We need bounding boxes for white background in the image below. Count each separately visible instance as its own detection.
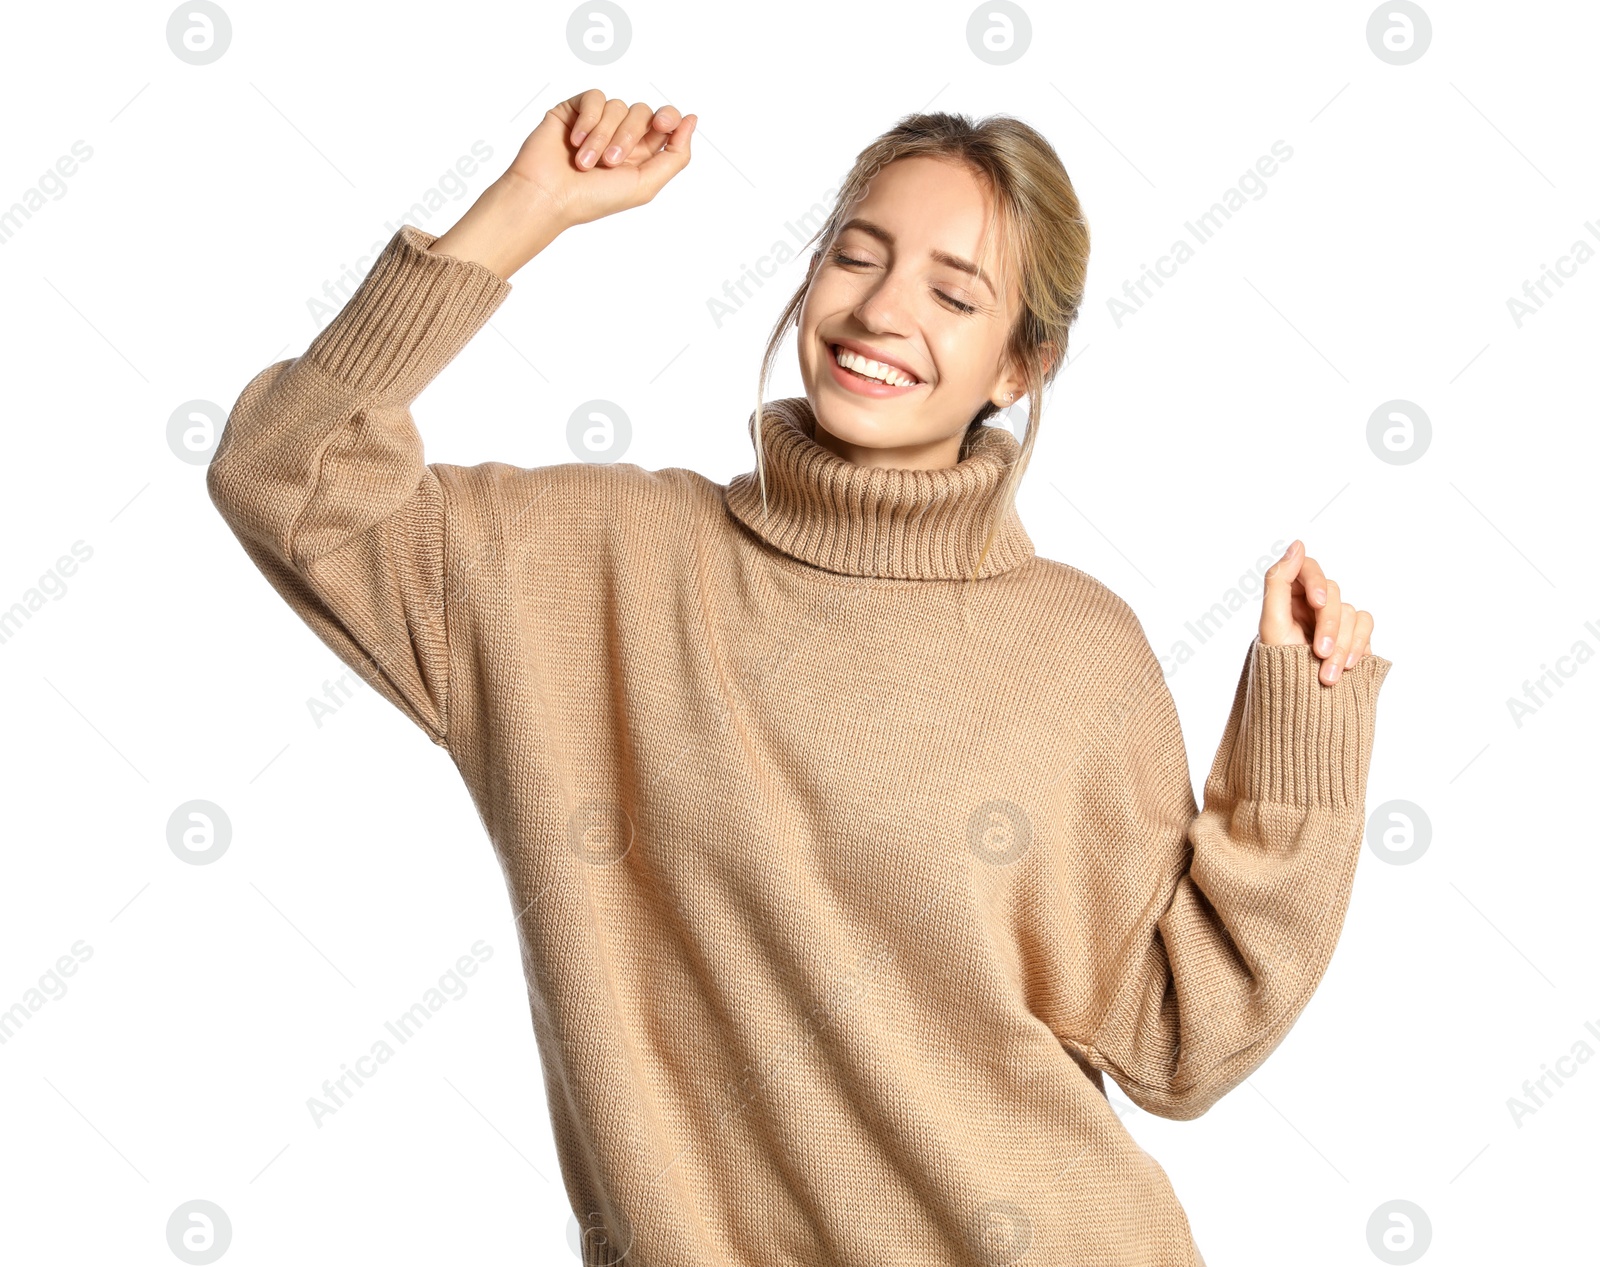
[1,0,1595,1262]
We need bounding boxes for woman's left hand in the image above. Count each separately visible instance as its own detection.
[1259,539,1377,685]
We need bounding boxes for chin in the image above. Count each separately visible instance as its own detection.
[801,358,956,459]
[810,397,906,450]
[815,406,878,444]
[816,403,969,465]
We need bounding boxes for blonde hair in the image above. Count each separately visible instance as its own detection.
[750,110,1091,582]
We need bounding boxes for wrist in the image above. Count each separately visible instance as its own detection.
[428,175,570,281]
[1231,638,1393,811]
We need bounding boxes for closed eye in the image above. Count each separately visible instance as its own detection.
[829,249,977,315]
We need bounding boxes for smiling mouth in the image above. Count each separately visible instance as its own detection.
[827,342,923,387]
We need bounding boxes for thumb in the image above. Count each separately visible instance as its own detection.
[633,113,695,203]
[1259,538,1305,644]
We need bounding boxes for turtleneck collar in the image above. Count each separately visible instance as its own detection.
[724,396,1035,581]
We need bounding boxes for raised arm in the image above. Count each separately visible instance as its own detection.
[205,226,515,745]
[1065,632,1393,1120]
[205,90,695,747]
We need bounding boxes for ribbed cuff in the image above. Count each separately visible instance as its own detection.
[1229,636,1393,811]
[303,223,511,402]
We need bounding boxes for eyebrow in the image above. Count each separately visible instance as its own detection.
[836,217,996,298]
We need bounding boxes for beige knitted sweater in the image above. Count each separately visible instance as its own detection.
[208,224,1393,1266]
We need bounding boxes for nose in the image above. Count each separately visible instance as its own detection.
[851,266,915,334]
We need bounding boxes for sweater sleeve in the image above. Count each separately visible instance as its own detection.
[205,224,511,748]
[1069,633,1393,1120]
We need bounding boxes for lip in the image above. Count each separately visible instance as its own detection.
[824,343,923,397]
[827,337,924,385]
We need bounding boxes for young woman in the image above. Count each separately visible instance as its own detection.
[209,89,1391,1266]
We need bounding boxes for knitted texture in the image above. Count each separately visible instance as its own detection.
[208,224,1394,1267]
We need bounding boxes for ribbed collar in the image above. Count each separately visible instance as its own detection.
[724,396,1035,581]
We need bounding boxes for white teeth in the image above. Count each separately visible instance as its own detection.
[833,345,918,387]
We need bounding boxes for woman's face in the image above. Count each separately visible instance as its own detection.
[797,155,1028,469]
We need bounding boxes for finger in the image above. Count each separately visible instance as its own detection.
[625,104,681,159]
[1344,609,1374,668]
[1260,539,1305,641]
[565,88,607,148]
[1297,552,1329,610]
[576,97,631,169]
[632,113,696,202]
[623,118,674,164]
[1312,575,1342,660]
[1323,602,1356,683]
[598,101,664,166]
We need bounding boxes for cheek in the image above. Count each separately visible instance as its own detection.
[797,302,818,361]
[933,332,997,386]
[797,285,829,341]
[797,285,841,355]
[925,337,966,385]
[805,271,865,317]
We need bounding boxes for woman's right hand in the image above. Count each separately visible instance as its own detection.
[506,88,697,229]
[427,88,695,279]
